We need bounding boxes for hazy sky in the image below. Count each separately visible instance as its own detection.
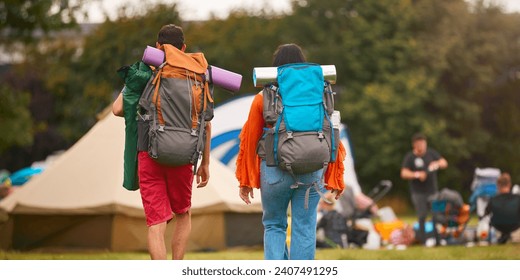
[82,0,291,22]
[83,0,520,23]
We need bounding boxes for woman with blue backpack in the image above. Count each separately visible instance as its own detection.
[236,43,346,260]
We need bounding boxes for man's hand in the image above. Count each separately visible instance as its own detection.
[196,164,209,188]
[415,171,427,182]
[239,186,254,204]
[428,161,440,172]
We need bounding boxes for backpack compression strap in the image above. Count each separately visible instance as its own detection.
[203,80,214,108]
[192,80,213,174]
[151,67,165,126]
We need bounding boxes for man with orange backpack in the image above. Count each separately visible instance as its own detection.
[113,24,212,260]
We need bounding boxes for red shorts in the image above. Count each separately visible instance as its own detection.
[138,151,193,226]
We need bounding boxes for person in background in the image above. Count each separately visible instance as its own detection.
[400,133,447,245]
[336,133,379,218]
[485,172,520,244]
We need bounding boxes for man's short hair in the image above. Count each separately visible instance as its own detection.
[412,133,427,143]
[497,172,511,188]
[157,24,184,49]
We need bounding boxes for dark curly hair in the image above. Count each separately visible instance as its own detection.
[157,24,184,50]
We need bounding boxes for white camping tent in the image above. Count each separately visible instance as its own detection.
[0,112,263,252]
[210,95,257,170]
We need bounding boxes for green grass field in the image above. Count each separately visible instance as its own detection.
[1,243,519,260]
[2,214,518,260]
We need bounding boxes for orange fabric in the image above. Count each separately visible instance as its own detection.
[455,204,471,236]
[374,220,406,241]
[235,93,265,189]
[235,92,345,191]
[161,44,208,74]
[190,84,203,128]
[457,204,470,225]
[325,141,346,190]
[151,69,164,125]
[154,44,210,128]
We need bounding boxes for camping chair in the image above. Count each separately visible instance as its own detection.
[429,188,470,245]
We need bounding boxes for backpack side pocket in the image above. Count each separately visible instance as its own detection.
[262,86,280,125]
[323,83,335,116]
[264,128,277,166]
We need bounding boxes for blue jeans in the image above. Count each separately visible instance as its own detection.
[260,161,325,260]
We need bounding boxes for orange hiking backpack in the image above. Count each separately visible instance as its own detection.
[138,44,214,171]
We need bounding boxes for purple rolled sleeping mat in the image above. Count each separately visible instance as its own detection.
[142,46,165,68]
[142,46,242,92]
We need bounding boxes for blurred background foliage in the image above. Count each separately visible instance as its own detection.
[0,0,519,203]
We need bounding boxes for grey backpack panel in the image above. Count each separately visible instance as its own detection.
[137,117,150,151]
[137,75,155,152]
[139,73,208,167]
[267,120,333,174]
[277,130,331,174]
[159,78,194,128]
[149,125,204,166]
[138,75,156,113]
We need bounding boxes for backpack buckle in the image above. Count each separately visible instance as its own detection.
[318,131,324,139]
[158,125,165,132]
[138,112,151,121]
[287,131,293,139]
[191,129,197,136]
[195,79,201,89]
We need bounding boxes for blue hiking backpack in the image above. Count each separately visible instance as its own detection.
[259,63,339,181]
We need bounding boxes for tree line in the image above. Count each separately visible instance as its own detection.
[1,0,519,200]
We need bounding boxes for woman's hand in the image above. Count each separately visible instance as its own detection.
[239,186,254,204]
[330,188,344,200]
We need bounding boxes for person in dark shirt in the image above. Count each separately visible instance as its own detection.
[485,172,520,244]
[401,133,448,245]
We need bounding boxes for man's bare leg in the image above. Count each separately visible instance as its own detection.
[171,211,191,260]
[148,222,167,260]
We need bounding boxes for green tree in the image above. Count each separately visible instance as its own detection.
[0,84,33,153]
[284,0,520,197]
[0,0,85,44]
[43,3,183,142]
[413,0,520,189]
[3,0,519,197]
[0,0,86,169]
[186,11,288,100]
[284,0,437,194]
